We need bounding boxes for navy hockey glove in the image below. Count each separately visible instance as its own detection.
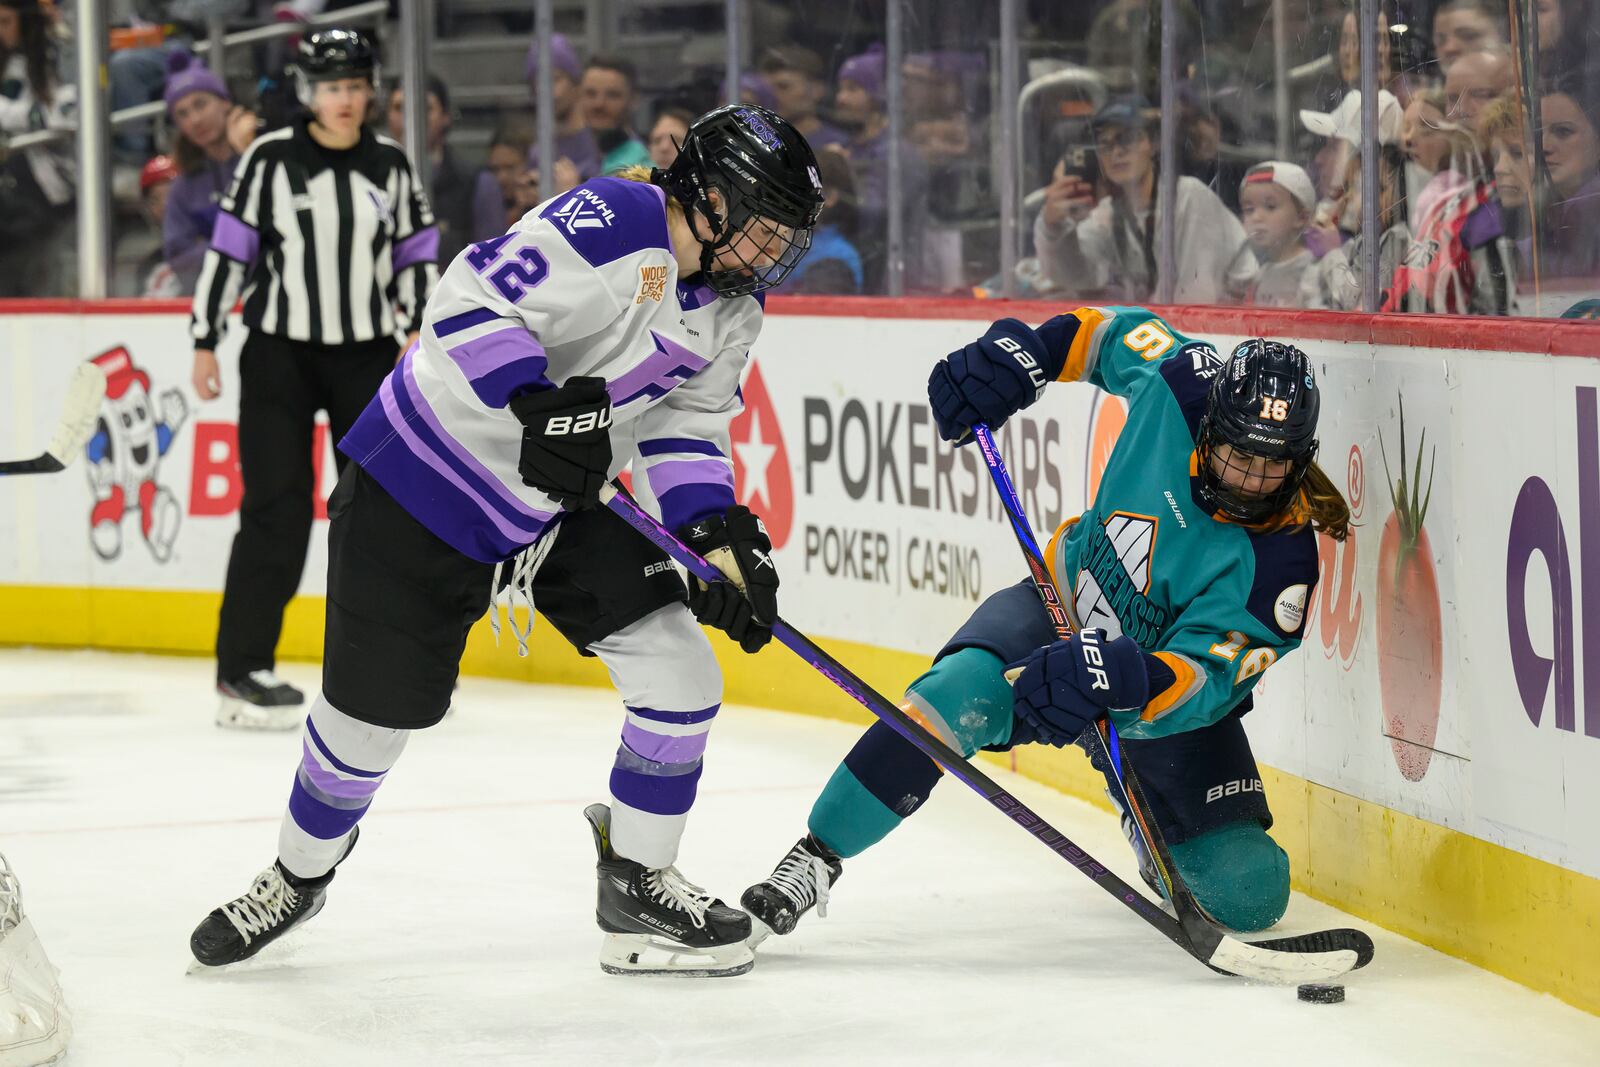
[508,376,612,509]
[1008,630,1173,746]
[681,505,779,653]
[928,318,1064,442]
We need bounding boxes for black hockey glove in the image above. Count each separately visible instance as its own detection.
[681,505,779,653]
[508,377,613,509]
[926,315,1078,443]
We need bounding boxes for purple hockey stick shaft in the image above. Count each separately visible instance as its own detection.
[597,484,1182,936]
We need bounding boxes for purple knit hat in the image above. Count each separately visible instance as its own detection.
[838,43,886,104]
[524,32,582,84]
[722,71,779,111]
[164,50,230,114]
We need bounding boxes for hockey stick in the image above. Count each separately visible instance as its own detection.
[601,483,1370,982]
[0,362,106,476]
[969,423,1374,981]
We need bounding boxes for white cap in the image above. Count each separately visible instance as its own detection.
[1241,161,1316,214]
[1300,90,1402,146]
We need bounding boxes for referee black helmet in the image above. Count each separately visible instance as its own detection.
[292,28,380,106]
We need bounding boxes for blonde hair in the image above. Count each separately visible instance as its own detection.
[616,165,687,222]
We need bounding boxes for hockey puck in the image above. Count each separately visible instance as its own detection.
[1297,983,1345,1004]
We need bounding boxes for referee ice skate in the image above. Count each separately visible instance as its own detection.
[188,105,824,977]
[189,29,439,729]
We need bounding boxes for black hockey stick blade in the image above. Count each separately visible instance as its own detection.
[970,424,1375,982]
[601,485,1371,983]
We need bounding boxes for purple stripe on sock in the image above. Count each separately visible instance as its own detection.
[621,721,710,763]
[625,704,720,725]
[289,777,369,840]
[645,457,734,498]
[393,226,440,272]
[211,212,259,264]
[301,741,386,800]
[609,762,703,817]
[638,438,724,458]
[305,716,385,778]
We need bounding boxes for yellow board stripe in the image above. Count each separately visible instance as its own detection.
[2,582,1596,1016]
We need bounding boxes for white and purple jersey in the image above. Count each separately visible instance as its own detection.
[340,176,762,563]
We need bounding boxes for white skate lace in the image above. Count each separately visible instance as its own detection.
[246,669,288,690]
[221,868,300,945]
[767,846,831,919]
[489,527,558,657]
[643,866,716,929]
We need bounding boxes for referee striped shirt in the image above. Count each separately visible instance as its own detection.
[191,118,439,349]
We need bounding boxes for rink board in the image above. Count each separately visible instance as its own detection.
[1,297,1598,1015]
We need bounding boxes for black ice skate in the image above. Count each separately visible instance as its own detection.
[740,834,842,947]
[189,829,358,967]
[216,669,305,732]
[583,803,754,977]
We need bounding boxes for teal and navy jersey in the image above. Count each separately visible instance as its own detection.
[1040,306,1320,740]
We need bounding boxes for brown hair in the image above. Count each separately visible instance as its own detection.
[1241,460,1351,541]
[1479,90,1525,146]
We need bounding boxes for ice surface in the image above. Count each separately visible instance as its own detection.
[0,648,1592,1066]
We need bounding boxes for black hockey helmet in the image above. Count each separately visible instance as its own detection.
[652,104,824,298]
[292,28,379,106]
[1195,339,1321,523]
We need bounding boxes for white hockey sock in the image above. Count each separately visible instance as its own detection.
[278,693,410,880]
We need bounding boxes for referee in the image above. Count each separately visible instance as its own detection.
[190,28,439,730]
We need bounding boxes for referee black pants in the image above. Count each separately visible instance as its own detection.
[215,331,398,683]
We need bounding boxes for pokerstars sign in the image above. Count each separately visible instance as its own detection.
[729,361,794,549]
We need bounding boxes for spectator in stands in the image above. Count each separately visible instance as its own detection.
[0,0,75,297]
[725,71,778,112]
[162,50,251,295]
[1300,89,1403,204]
[833,42,931,290]
[1237,162,1316,307]
[135,155,181,297]
[1431,0,1507,74]
[778,146,863,295]
[1301,144,1411,310]
[472,121,534,240]
[1386,86,1515,314]
[524,33,599,184]
[904,49,986,291]
[386,76,472,267]
[1033,97,1255,305]
[1336,3,1394,96]
[758,45,846,150]
[1481,92,1534,279]
[579,55,651,175]
[1177,83,1249,214]
[1537,0,1597,82]
[647,105,694,169]
[1086,0,1201,98]
[1534,77,1600,279]
[1444,49,1514,139]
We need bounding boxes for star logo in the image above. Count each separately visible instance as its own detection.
[729,360,793,550]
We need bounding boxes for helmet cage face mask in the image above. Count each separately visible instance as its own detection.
[1194,338,1320,523]
[655,104,823,298]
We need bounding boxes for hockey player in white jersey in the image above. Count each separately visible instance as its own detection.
[188,104,824,978]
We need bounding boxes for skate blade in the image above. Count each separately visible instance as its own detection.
[745,917,776,951]
[598,932,754,978]
[215,698,304,732]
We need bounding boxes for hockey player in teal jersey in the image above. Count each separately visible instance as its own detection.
[742,306,1351,941]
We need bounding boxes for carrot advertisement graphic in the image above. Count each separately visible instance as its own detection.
[1376,397,1443,781]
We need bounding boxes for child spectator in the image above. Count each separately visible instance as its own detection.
[1033,97,1255,304]
[136,155,181,297]
[1302,145,1412,311]
[1238,162,1315,306]
[778,146,863,294]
